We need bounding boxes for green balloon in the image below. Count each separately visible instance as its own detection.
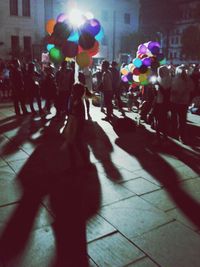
[49,47,64,63]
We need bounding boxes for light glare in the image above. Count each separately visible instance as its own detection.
[68,9,85,27]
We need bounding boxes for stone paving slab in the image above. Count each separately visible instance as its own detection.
[133,221,200,267]
[0,204,53,231]
[1,150,29,163]
[166,208,199,232]
[3,226,55,267]
[122,177,160,195]
[175,165,199,181]
[99,196,172,239]
[0,158,7,167]
[181,177,200,203]
[141,189,176,211]
[132,169,162,187]
[7,159,28,173]
[88,232,144,267]
[0,173,22,206]
[87,214,117,242]
[99,174,135,206]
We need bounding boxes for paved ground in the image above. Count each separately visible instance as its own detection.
[0,100,200,267]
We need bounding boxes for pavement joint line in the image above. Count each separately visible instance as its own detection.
[87,229,118,244]
[100,194,138,208]
[0,201,21,208]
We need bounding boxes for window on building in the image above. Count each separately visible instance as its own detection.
[11,35,20,56]
[10,0,18,16]
[24,36,32,55]
[22,0,30,17]
[124,13,130,24]
[101,10,108,21]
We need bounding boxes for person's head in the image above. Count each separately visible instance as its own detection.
[11,58,20,69]
[61,61,67,70]
[111,61,118,68]
[71,83,85,100]
[176,65,187,80]
[101,60,109,71]
[157,65,170,79]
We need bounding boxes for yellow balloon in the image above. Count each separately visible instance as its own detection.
[139,74,147,82]
[121,68,128,75]
[76,52,91,68]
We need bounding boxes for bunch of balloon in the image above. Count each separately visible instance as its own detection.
[45,12,104,67]
[120,41,166,88]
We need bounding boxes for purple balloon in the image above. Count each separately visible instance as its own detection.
[121,74,128,83]
[56,13,67,23]
[148,41,160,50]
[142,57,152,67]
[138,44,147,54]
[81,19,101,36]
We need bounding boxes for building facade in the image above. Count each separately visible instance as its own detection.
[0,0,140,62]
[139,0,200,64]
[0,0,46,60]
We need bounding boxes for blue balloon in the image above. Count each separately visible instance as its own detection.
[95,27,104,42]
[47,44,55,51]
[133,58,142,68]
[68,30,80,43]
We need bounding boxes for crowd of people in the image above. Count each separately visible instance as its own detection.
[0,57,200,145]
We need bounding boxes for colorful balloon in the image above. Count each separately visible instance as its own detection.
[142,57,151,67]
[49,47,64,63]
[56,13,68,23]
[76,51,91,68]
[79,32,96,50]
[133,58,142,68]
[86,41,99,56]
[46,19,56,35]
[81,19,101,36]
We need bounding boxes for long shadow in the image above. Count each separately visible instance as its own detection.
[0,114,56,156]
[185,122,200,151]
[84,120,122,181]
[114,120,200,229]
[0,127,101,267]
[0,115,18,125]
[0,115,24,136]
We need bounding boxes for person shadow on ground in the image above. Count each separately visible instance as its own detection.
[84,119,122,181]
[0,128,101,267]
[113,118,200,229]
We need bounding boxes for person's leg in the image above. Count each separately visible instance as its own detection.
[13,95,21,115]
[178,104,188,141]
[170,103,178,138]
[100,92,105,112]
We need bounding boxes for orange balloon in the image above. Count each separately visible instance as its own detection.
[46,19,56,35]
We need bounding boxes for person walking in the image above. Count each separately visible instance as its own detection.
[9,59,28,116]
[170,66,194,143]
[101,60,113,121]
